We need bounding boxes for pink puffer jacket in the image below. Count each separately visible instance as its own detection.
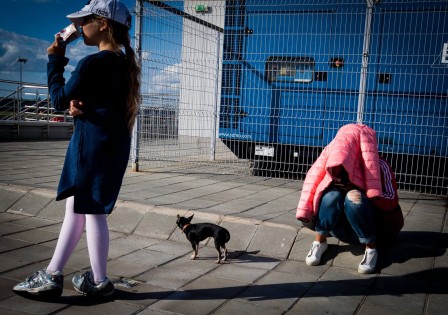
[296,124,382,223]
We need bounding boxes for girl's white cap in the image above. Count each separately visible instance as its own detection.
[67,0,131,29]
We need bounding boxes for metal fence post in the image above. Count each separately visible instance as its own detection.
[357,0,375,124]
[210,32,221,161]
[131,0,143,172]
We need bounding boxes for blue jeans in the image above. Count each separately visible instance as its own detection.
[315,187,376,244]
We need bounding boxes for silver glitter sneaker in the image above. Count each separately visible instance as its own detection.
[72,271,115,297]
[12,269,63,298]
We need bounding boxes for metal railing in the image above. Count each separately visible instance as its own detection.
[0,80,73,140]
[0,80,72,123]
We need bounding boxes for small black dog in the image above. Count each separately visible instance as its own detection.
[176,214,230,263]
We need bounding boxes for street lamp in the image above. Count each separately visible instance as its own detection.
[17,58,28,90]
[17,58,28,120]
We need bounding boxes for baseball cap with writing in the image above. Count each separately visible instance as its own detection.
[67,0,131,29]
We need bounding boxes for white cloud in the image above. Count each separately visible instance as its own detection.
[0,28,97,85]
[0,29,49,74]
[0,28,182,98]
[145,62,181,94]
[141,51,151,60]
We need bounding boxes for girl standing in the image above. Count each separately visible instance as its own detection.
[13,0,140,297]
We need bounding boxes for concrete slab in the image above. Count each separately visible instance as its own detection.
[0,212,27,222]
[219,216,259,252]
[0,222,32,236]
[317,266,376,287]
[146,240,192,256]
[0,276,19,300]
[110,234,160,252]
[134,207,185,240]
[181,275,249,299]
[7,190,54,216]
[0,185,28,213]
[236,281,300,311]
[37,199,66,221]
[229,253,281,271]
[6,228,58,244]
[0,254,32,273]
[274,259,329,281]
[55,299,142,315]
[306,276,372,299]
[108,202,153,234]
[363,274,428,314]
[119,248,180,267]
[254,270,314,297]
[247,222,297,259]
[136,266,200,290]
[213,299,284,315]
[10,216,59,228]
[150,290,226,315]
[0,294,68,314]
[5,244,55,262]
[208,263,268,284]
[0,237,31,253]
[162,256,220,275]
[289,294,364,315]
[357,303,420,315]
[107,258,154,279]
[426,289,448,315]
[171,197,224,211]
[113,281,173,308]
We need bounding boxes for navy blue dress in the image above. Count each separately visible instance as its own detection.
[47,51,131,214]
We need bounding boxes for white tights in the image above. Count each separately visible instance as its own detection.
[46,196,109,284]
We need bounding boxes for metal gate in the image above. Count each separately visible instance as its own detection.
[134,0,448,196]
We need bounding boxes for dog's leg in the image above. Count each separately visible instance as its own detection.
[222,245,228,261]
[214,241,222,263]
[190,242,197,260]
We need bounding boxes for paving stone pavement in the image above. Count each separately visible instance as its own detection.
[0,140,447,315]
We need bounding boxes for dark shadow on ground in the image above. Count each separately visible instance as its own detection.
[8,232,446,306]
[111,267,448,302]
[378,231,448,272]
[12,267,447,306]
[11,291,114,306]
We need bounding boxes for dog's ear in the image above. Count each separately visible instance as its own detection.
[186,214,194,222]
[177,214,180,219]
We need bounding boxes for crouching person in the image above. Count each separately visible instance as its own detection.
[296,123,404,274]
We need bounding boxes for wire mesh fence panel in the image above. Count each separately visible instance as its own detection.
[137,0,252,175]
[136,0,448,195]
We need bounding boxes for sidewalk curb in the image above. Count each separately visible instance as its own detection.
[0,183,303,261]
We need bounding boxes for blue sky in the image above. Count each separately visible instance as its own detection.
[0,0,136,89]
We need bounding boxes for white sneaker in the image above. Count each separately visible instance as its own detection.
[306,241,328,266]
[358,248,378,274]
